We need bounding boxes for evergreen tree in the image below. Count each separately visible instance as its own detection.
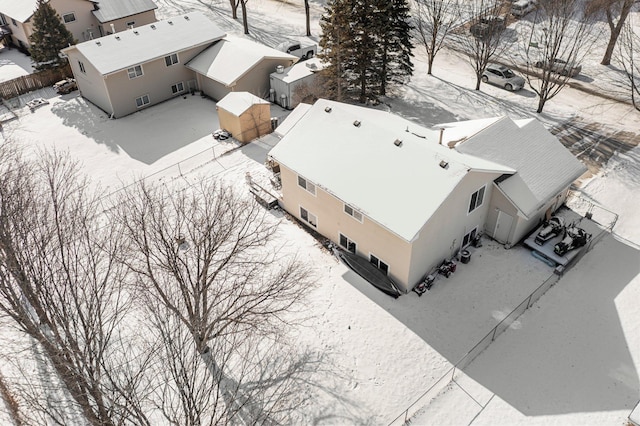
[29,0,75,70]
[319,0,414,103]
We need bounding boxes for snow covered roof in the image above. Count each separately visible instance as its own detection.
[216,92,269,116]
[274,103,311,137]
[270,57,325,84]
[455,117,587,218]
[185,36,297,87]
[62,12,225,76]
[92,0,157,23]
[269,99,513,242]
[0,0,39,22]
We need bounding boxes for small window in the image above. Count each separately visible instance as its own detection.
[339,233,356,254]
[370,254,389,275]
[127,65,143,79]
[11,18,17,26]
[164,53,179,67]
[462,228,477,248]
[297,176,316,195]
[62,13,76,23]
[299,207,317,228]
[78,60,86,74]
[135,94,150,108]
[171,82,185,94]
[468,185,486,213]
[344,204,363,222]
[126,21,135,27]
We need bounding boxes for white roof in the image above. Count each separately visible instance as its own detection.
[62,12,226,75]
[216,91,269,116]
[185,36,297,87]
[269,99,513,242]
[0,0,38,22]
[455,117,587,218]
[270,57,325,84]
[274,103,312,137]
[92,0,157,23]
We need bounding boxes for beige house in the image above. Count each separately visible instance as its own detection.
[217,92,272,143]
[0,0,157,50]
[267,99,586,293]
[62,12,226,118]
[185,36,297,101]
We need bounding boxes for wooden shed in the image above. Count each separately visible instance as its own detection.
[216,92,272,143]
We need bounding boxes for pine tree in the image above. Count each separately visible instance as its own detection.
[29,0,75,70]
[319,0,414,103]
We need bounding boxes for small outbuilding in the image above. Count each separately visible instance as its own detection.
[216,92,272,143]
[269,57,325,109]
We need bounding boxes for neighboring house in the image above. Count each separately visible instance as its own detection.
[267,99,586,293]
[216,92,272,143]
[0,0,157,49]
[185,36,297,102]
[269,57,325,109]
[62,12,226,118]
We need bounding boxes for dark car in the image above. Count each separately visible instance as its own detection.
[53,78,77,94]
[470,15,506,39]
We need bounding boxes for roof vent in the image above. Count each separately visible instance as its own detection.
[168,20,173,25]
[115,36,120,40]
[394,139,403,147]
[275,65,284,73]
[151,24,156,29]
[133,30,139,35]
[439,160,449,169]
[184,15,190,20]
[324,107,332,113]
[353,120,361,127]
[95,41,101,46]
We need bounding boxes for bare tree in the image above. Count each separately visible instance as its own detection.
[451,0,509,90]
[518,0,600,113]
[240,0,250,34]
[305,0,311,36]
[413,0,460,75]
[588,0,637,65]
[229,0,240,19]
[618,16,640,110]
[115,178,313,423]
[0,146,151,425]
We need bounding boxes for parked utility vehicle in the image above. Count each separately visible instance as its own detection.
[277,40,317,60]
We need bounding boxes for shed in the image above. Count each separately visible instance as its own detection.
[269,57,324,109]
[216,92,272,143]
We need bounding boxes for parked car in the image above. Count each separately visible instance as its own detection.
[511,0,536,17]
[534,58,582,77]
[469,15,506,39]
[53,78,77,94]
[482,64,525,91]
[276,40,317,60]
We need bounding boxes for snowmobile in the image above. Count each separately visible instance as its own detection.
[553,225,591,256]
[535,216,565,245]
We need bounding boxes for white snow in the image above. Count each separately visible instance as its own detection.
[1,1,639,425]
[216,91,269,116]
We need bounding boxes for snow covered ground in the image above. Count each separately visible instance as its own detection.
[0,1,639,425]
[0,45,34,83]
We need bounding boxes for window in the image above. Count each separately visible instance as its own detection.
[468,185,486,213]
[78,60,86,73]
[344,204,363,222]
[164,53,179,67]
[127,65,143,79]
[297,176,316,195]
[370,254,389,275]
[339,233,356,254]
[62,12,76,23]
[299,207,317,228]
[171,82,185,94]
[135,94,150,108]
[462,228,477,248]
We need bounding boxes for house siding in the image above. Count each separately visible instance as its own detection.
[485,182,520,244]
[278,164,413,290]
[270,72,318,110]
[200,76,230,102]
[7,19,31,49]
[50,0,98,42]
[407,171,503,288]
[99,11,157,35]
[232,58,296,100]
[66,48,113,114]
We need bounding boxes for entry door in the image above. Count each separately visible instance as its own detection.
[494,211,514,244]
